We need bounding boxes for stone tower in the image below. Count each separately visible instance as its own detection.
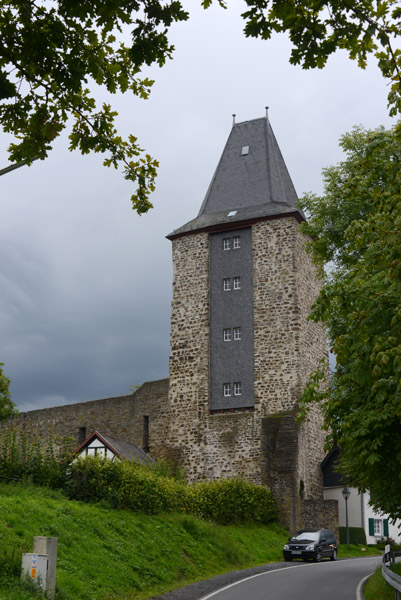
[166,115,333,530]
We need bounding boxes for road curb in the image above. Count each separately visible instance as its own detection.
[356,572,371,600]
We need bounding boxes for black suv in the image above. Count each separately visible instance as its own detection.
[283,528,338,562]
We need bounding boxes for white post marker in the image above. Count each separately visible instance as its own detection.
[385,543,391,566]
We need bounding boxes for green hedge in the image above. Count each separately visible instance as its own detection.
[188,478,277,525]
[67,456,185,514]
[339,526,367,545]
[67,456,277,525]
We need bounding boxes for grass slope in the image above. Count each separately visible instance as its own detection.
[0,483,288,600]
[364,563,401,600]
[0,483,381,600]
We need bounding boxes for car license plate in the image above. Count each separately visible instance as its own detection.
[292,551,302,555]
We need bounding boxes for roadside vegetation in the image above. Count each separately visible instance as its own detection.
[0,482,287,600]
[364,562,401,600]
[0,482,382,600]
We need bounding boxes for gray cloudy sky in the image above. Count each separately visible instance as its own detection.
[0,1,396,412]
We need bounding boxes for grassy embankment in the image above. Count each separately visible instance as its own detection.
[364,562,401,600]
[0,483,380,600]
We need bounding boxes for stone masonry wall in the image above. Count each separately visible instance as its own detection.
[0,379,169,458]
[167,216,328,510]
[166,232,211,478]
[294,225,327,501]
[253,217,327,528]
[167,231,264,484]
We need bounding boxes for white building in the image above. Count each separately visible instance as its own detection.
[322,448,401,544]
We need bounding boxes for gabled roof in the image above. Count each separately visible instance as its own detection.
[74,430,155,465]
[321,447,347,488]
[167,116,304,239]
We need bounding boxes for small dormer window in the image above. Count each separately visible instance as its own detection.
[241,146,249,156]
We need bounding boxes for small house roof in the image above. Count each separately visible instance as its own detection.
[74,430,155,465]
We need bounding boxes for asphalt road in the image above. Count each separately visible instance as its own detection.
[197,557,381,600]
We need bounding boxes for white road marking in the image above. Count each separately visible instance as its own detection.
[198,557,380,600]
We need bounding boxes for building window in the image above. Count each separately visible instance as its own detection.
[143,415,150,453]
[223,278,231,291]
[233,276,241,290]
[233,327,241,340]
[233,236,240,249]
[234,382,242,396]
[223,328,231,342]
[223,383,232,397]
[374,519,382,536]
[78,427,87,444]
[223,238,231,250]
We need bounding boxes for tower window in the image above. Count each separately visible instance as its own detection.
[233,236,240,249]
[223,238,231,250]
[234,382,242,396]
[223,278,231,291]
[223,328,231,342]
[233,276,241,290]
[233,327,241,340]
[223,383,232,397]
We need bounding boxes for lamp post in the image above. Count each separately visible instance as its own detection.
[342,486,351,545]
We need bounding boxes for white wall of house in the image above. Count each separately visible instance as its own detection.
[362,493,401,545]
[324,487,363,528]
[324,487,401,544]
[77,439,117,460]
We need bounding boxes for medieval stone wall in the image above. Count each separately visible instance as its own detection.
[167,216,328,507]
[0,379,169,457]
[294,226,327,502]
[166,232,210,477]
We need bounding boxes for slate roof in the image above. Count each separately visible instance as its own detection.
[74,430,155,465]
[321,447,347,488]
[167,116,304,239]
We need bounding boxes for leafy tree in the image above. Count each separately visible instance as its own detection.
[298,123,401,520]
[0,0,190,214]
[0,363,17,421]
[240,0,401,116]
[2,1,401,214]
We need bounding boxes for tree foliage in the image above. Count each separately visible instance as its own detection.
[298,123,401,520]
[0,363,17,421]
[241,0,401,116]
[2,0,401,212]
[0,0,190,213]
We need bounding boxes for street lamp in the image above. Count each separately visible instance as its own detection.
[342,486,351,545]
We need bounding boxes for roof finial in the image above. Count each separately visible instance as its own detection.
[232,114,236,126]
[265,106,269,120]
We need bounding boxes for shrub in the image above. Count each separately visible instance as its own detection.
[187,478,277,525]
[67,456,187,514]
[0,429,73,488]
[67,457,277,525]
[339,526,367,545]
